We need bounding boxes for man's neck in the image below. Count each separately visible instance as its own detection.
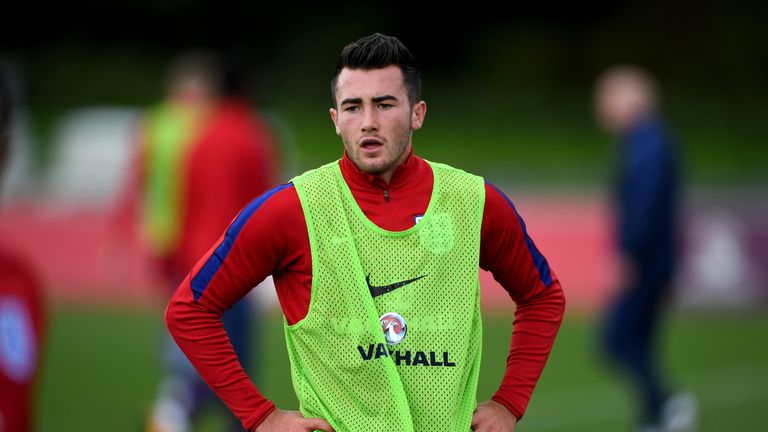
[377,145,413,184]
[343,145,415,187]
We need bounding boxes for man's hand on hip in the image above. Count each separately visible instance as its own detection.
[255,408,335,432]
[471,400,518,432]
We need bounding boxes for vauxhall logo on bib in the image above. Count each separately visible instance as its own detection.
[380,312,407,345]
[356,311,457,367]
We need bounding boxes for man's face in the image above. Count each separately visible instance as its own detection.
[594,73,654,137]
[330,65,426,181]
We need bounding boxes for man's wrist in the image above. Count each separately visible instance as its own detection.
[250,401,278,431]
[491,394,522,421]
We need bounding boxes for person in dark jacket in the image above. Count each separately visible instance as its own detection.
[594,65,697,432]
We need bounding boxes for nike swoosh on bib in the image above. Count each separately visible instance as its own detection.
[366,274,427,298]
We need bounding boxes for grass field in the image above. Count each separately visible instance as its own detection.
[37,303,768,431]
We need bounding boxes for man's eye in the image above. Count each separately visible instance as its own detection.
[345,106,359,112]
[379,104,392,109]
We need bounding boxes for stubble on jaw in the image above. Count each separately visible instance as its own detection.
[347,133,412,176]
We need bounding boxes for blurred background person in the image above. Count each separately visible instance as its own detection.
[594,65,697,432]
[112,51,279,432]
[0,67,46,432]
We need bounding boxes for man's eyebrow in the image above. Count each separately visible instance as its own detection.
[340,97,361,106]
[340,95,399,106]
[372,95,398,103]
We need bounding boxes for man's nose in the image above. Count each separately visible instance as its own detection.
[361,106,379,132]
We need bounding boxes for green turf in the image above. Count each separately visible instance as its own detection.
[37,305,768,431]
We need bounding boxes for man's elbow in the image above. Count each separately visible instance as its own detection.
[539,279,566,325]
[515,279,566,327]
[164,286,194,341]
[164,275,199,338]
[550,280,566,324]
[164,297,181,340]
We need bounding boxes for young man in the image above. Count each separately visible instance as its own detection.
[166,33,565,432]
[594,65,697,432]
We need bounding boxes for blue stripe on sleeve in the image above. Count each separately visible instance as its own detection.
[486,181,553,288]
[191,182,294,302]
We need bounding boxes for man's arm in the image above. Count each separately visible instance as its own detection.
[479,182,566,421]
[165,183,294,430]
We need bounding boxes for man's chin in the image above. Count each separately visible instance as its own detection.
[360,164,387,176]
[356,156,388,174]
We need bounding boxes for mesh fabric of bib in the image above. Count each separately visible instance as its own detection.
[285,159,485,432]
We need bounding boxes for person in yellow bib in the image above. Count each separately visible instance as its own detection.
[166,33,566,432]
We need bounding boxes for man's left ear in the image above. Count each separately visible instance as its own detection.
[411,101,426,130]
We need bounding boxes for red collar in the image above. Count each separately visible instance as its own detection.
[339,146,419,190]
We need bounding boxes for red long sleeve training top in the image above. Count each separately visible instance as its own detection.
[166,147,565,431]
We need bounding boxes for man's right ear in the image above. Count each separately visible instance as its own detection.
[329,107,340,135]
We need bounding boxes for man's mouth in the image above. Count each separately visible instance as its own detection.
[360,137,384,150]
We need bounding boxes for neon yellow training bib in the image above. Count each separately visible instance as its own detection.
[140,101,201,256]
[285,158,486,431]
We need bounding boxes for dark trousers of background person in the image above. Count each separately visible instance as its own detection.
[600,263,673,425]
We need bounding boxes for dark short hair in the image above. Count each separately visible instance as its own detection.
[330,33,422,108]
